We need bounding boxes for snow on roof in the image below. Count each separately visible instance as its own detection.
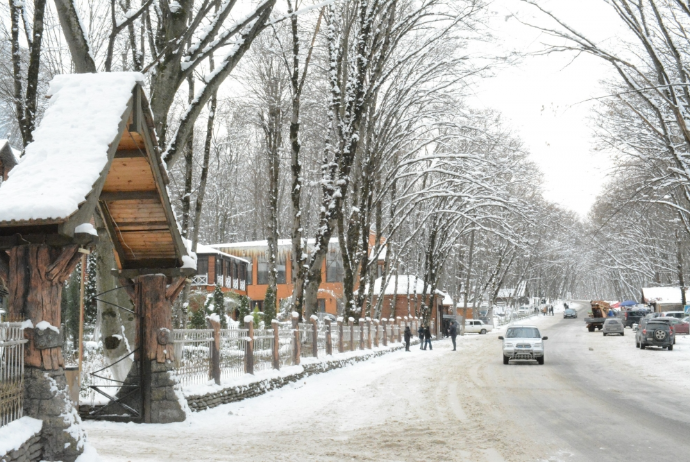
[435,290,453,306]
[369,275,425,296]
[641,287,690,305]
[212,238,339,249]
[497,282,526,299]
[196,243,249,264]
[0,72,144,224]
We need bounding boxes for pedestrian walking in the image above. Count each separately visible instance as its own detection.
[423,326,432,350]
[542,306,547,316]
[417,325,424,349]
[449,322,458,351]
[404,326,412,351]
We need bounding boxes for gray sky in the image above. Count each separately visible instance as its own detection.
[470,0,626,218]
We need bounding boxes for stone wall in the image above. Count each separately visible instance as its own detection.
[0,417,43,462]
[186,345,408,412]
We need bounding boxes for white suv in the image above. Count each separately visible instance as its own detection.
[499,325,548,365]
[465,319,493,334]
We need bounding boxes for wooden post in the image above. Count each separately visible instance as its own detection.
[359,319,365,350]
[207,317,221,385]
[397,317,402,343]
[348,318,355,351]
[292,314,301,365]
[245,315,254,374]
[311,315,318,358]
[373,320,379,347]
[272,320,280,370]
[325,318,332,355]
[381,319,388,346]
[337,319,344,353]
[78,253,86,380]
[366,318,372,349]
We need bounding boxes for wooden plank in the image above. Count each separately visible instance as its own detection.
[113,266,194,279]
[100,191,159,201]
[117,130,145,150]
[98,202,127,270]
[114,149,147,159]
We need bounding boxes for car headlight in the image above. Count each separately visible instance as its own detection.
[505,343,513,347]
[533,342,542,347]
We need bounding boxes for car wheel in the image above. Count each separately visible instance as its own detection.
[640,342,646,350]
[537,356,544,365]
[669,344,674,351]
[480,329,486,335]
[503,355,509,365]
[588,326,595,332]
[636,339,640,348]
[621,332,625,336]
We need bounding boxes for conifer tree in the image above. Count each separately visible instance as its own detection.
[213,285,227,328]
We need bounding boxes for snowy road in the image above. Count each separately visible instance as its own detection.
[85,302,690,461]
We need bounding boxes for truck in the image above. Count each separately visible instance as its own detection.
[584,300,611,332]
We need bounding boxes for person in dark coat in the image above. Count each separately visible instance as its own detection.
[417,325,424,349]
[423,326,432,350]
[404,326,412,351]
[449,322,458,351]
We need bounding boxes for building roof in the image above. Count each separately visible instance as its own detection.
[196,243,249,264]
[497,281,526,299]
[435,290,453,306]
[0,72,192,275]
[369,275,425,296]
[0,73,144,224]
[641,287,690,305]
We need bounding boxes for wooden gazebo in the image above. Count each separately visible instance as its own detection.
[0,72,194,458]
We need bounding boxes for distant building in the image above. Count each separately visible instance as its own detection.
[368,275,441,327]
[193,234,385,317]
[641,286,690,312]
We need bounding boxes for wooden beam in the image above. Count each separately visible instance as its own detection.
[98,202,128,270]
[112,267,195,279]
[114,149,147,159]
[100,191,159,201]
[0,233,96,250]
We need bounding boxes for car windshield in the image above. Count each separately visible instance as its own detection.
[648,322,670,329]
[506,327,541,338]
[565,309,575,313]
[606,319,619,324]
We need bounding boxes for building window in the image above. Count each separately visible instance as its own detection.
[377,264,383,279]
[257,256,268,285]
[251,300,264,312]
[215,258,224,285]
[246,261,253,285]
[326,250,344,282]
[318,299,326,313]
[197,257,208,276]
[276,254,286,284]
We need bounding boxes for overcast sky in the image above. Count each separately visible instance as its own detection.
[469,0,626,218]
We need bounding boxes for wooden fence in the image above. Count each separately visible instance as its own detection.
[171,315,426,387]
[0,322,27,427]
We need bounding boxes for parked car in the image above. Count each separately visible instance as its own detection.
[636,320,674,350]
[603,318,624,336]
[662,311,688,319]
[640,317,681,340]
[623,309,650,328]
[662,317,689,334]
[465,319,493,334]
[517,306,530,315]
[563,308,577,319]
[498,325,548,365]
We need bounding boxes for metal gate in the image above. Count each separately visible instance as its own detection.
[84,285,142,422]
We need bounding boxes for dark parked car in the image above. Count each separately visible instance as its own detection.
[563,309,577,319]
[623,309,650,328]
[636,320,674,350]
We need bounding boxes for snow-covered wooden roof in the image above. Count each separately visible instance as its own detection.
[0,72,192,276]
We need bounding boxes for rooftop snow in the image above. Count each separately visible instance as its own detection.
[369,275,426,296]
[0,72,144,224]
[212,238,339,249]
[196,243,249,263]
[641,287,690,305]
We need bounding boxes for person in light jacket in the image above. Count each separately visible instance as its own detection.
[404,326,412,351]
[449,322,458,351]
[423,326,432,350]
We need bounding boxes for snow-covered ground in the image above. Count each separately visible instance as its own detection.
[83,301,690,461]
